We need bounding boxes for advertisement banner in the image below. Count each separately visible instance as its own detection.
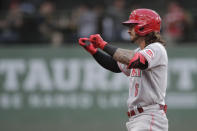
[0,46,197,131]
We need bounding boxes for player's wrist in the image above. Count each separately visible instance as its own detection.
[100,41,108,50]
[103,44,117,57]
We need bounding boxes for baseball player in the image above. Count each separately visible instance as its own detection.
[79,8,168,131]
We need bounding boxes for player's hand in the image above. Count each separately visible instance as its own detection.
[78,38,98,55]
[89,34,107,50]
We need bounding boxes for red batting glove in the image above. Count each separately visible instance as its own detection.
[89,34,107,50]
[78,38,98,55]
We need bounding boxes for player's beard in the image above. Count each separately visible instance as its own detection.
[131,35,140,43]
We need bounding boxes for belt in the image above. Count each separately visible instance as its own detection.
[127,104,167,118]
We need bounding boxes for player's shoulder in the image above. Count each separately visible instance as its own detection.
[142,42,167,59]
[146,42,165,49]
[145,42,166,53]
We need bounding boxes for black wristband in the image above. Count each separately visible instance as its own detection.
[103,44,118,57]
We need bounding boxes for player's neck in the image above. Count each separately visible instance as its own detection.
[136,38,146,50]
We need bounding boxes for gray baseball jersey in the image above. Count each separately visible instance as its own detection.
[118,42,168,110]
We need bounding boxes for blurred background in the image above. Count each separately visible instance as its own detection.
[0,0,197,131]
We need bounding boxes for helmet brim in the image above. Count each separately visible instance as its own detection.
[122,20,139,26]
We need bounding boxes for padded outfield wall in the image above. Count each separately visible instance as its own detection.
[0,46,197,131]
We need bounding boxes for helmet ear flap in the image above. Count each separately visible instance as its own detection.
[135,23,151,36]
[139,26,144,31]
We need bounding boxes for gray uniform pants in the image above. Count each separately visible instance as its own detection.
[126,109,168,131]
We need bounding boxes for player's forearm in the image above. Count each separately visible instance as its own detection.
[103,44,135,65]
[113,48,135,65]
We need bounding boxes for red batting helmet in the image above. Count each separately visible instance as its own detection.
[122,8,161,36]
